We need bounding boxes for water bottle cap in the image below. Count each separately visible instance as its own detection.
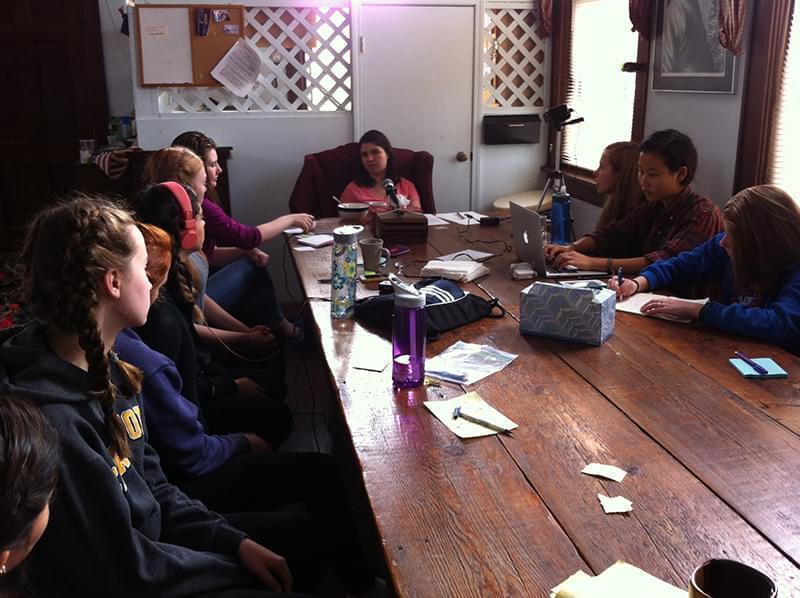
[333,225,363,243]
[389,273,425,308]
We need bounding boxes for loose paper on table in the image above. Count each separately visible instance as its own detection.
[437,212,487,226]
[616,292,708,323]
[424,392,517,439]
[581,463,627,483]
[211,38,262,97]
[550,561,685,598]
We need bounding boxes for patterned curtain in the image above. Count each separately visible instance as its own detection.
[628,0,652,39]
[719,0,748,54]
[537,0,553,38]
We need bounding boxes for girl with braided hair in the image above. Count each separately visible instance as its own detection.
[0,196,317,597]
[134,182,292,449]
[0,394,58,594]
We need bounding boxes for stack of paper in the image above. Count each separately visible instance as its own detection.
[420,259,489,282]
[550,561,685,598]
[437,212,487,226]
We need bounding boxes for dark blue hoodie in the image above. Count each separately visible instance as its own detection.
[0,323,258,597]
[113,328,249,480]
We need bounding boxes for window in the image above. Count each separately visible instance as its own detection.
[560,0,640,171]
[768,1,800,200]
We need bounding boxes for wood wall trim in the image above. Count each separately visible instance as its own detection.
[734,0,793,193]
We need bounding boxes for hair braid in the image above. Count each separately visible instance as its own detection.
[21,195,139,461]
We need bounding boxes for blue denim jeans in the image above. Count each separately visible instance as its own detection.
[206,258,284,329]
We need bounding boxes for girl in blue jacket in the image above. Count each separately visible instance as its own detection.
[611,185,800,354]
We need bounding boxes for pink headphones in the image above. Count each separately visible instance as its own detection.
[159,181,198,251]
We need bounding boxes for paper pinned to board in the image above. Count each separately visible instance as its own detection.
[550,561,685,598]
[581,463,627,483]
[616,292,708,323]
[597,493,633,514]
[211,38,262,97]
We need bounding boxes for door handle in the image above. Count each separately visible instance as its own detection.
[456,151,469,162]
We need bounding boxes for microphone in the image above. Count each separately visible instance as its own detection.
[382,178,400,209]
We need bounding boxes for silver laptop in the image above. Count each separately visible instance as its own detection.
[510,201,607,278]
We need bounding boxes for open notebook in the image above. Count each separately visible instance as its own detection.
[615,292,708,324]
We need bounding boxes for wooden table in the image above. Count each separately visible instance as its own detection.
[289,218,800,597]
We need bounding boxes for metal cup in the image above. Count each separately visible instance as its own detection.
[689,559,777,598]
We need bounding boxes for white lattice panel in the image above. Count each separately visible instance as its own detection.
[159,6,351,113]
[482,7,546,111]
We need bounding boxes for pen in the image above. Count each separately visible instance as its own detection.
[332,195,340,204]
[616,266,623,288]
[452,406,513,436]
[734,351,769,375]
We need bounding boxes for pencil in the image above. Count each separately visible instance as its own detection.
[452,406,513,436]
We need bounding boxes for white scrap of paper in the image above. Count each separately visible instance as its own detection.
[211,38,262,97]
[598,493,633,514]
[425,214,449,226]
[582,463,627,483]
[284,227,304,235]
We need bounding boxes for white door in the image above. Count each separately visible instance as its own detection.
[359,4,475,213]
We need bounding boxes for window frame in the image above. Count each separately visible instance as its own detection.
[546,0,649,206]
[733,0,793,193]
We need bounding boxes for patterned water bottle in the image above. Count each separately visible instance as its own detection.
[330,225,363,319]
[550,191,572,245]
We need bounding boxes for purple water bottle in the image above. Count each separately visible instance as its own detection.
[390,274,426,388]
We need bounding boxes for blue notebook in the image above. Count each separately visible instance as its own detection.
[728,357,788,378]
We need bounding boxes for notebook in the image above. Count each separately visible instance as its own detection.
[295,234,333,248]
[729,357,788,378]
[510,201,607,278]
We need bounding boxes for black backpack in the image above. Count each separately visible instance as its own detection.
[354,278,505,340]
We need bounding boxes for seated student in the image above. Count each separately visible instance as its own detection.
[340,130,422,211]
[593,141,645,230]
[546,129,723,275]
[0,196,318,596]
[171,131,314,341]
[0,394,58,595]
[610,185,800,355]
[141,146,278,352]
[134,185,291,449]
[114,224,382,598]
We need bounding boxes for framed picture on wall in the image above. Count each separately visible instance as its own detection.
[652,0,736,93]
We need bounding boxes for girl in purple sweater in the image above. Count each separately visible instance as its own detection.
[172,131,314,340]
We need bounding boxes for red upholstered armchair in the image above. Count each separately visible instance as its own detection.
[289,142,435,217]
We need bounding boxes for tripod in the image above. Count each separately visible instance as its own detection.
[535,117,584,214]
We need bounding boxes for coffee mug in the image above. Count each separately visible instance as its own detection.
[359,238,390,272]
[689,559,777,598]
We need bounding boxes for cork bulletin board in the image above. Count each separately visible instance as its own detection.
[137,4,245,87]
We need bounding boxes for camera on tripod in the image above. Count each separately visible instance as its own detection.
[543,103,584,131]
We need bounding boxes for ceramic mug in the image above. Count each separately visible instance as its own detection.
[359,238,390,272]
[689,559,777,598]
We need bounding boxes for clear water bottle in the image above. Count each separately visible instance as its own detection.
[330,225,363,319]
[390,274,426,388]
[550,191,572,245]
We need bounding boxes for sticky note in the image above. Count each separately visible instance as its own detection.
[582,463,627,483]
[598,493,633,514]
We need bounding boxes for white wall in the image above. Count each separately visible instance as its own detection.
[477,142,547,210]
[643,4,753,207]
[98,0,134,117]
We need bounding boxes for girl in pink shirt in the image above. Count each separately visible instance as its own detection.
[340,130,422,211]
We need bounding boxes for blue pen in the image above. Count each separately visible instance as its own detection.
[734,351,769,375]
[616,266,624,288]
